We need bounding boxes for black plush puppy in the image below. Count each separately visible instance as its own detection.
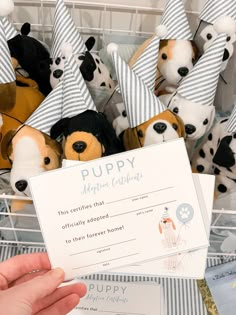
[7,23,52,96]
[50,110,123,161]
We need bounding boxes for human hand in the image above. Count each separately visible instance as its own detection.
[0,252,87,315]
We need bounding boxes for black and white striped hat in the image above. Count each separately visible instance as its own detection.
[25,83,63,135]
[176,33,227,106]
[0,18,15,84]
[108,44,166,128]
[226,105,236,133]
[160,0,193,40]
[200,0,236,25]
[51,0,86,58]
[1,17,17,40]
[61,44,97,118]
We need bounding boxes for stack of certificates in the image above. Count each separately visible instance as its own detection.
[30,138,214,280]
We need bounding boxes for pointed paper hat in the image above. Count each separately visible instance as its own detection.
[130,25,168,93]
[200,0,236,25]
[176,33,227,106]
[1,17,17,40]
[108,44,166,129]
[0,18,15,84]
[162,207,169,218]
[226,105,236,133]
[25,82,63,135]
[160,0,193,40]
[0,0,17,40]
[51,0,86,58]
[62,43,96,118]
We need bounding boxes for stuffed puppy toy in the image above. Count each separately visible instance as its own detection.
[1,83,64,197]
[50,43,123,162]
[165,31,229,157]
[49,0,115,109]
[102,25,168,138]
[191,117,236,198]
[50,110,123,161]
[129,0,198,96]
[0,26,45,170]
[7,22,52,96]
[107,44,185,151]
[193,0,236,113]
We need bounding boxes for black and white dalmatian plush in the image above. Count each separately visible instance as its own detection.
[50,36,115,108]
[192,118,236,197]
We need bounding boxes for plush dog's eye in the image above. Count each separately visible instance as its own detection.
[137,130,143,138]
[227,36,231,42]
[207,33,212,40]
[122,110,127,117]
[203,119,208,125]
[162,53,167,60]
[44,157,51,165]
[173,107,179,114]
[172,123,178,130]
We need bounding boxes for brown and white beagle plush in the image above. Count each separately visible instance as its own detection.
[1,125,62,196]
[123,110,185,151]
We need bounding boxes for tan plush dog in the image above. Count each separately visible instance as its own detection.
[0,58,45,169]
[1,125,62,197]
[129,38,198,96]
[123,110,185,151]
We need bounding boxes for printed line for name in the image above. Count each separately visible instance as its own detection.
[73,253,139,270]
[107,187,174,204]
[110,200,176,218]
[70,238,136,256]
[99,311,146,315]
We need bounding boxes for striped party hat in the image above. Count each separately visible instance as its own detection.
[25,82,63,135]
[226,105,236,133]
[200,0,236,25]
[160,0,193,40]
[62,43,96,118]
[130,25,168,92]
[1,17,17,40]
[0,18,15,84]
[51,0,86,58]
[176,33,227,106]
[108,44,166,129]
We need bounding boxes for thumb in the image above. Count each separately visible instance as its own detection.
[12,268,65,305]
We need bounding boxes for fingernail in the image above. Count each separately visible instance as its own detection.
[51,268,65,280]
[79,283,87,297]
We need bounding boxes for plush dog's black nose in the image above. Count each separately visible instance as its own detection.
[153,122,167,134]
[178,67,189,77]
[73,141,87,153]
[163,220,167,224]
[185,124,196,135]
[223,49,230,61]
[15,180,28,192]
[53,69,63,79]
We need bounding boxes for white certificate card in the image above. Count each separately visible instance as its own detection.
[67,280,164,315]
[29,139,209,279]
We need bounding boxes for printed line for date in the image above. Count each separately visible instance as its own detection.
[110,200,176,218]
[70,238,136,256]
[99,311,146,315]
[73,253,139,270]
[106,186,174,204]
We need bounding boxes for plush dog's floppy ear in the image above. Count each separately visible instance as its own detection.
[21,22,31,36]
[1,130,15,160]
[171,219,176,230]
[159,223,163,234]
[85,36,96,51]
[97,112,123,155]
[190,40,199,63]
[50,117,70,139]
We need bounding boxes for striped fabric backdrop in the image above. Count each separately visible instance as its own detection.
[177,34,226,107]
[62,54,96,118]
[1,17,17,40]
[0,19,15,84]
[160,0,193,40]
[200,0,236,24]
[2,246,234,315]
[51,0,86,58]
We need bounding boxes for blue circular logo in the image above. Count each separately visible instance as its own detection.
[176,203,194,224]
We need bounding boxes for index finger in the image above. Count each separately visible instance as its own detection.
[0,253,51,284]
